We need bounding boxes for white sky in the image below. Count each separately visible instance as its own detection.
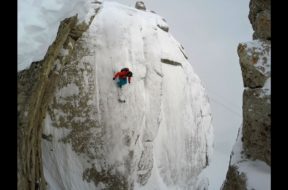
[104,0,253,189]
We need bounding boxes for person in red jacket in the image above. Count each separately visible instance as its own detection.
[113,68,133,88]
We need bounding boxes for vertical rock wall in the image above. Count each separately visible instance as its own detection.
[222,0,270,189]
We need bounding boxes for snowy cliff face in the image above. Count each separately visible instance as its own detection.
[17,15,84,190]
[222,0,270,189]
[40,2,213,190]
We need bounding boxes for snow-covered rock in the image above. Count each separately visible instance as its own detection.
[17,15,82,190]
[238,29,271,169]
[238,40,270,88]
[40,2,213,190]
[222,0,270,189]
[221,128,270,190]
[222,38,271,190]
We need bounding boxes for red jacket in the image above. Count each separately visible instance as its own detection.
[114,70,131,83]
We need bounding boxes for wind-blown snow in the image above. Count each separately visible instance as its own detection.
[18,0,97,71]
[42,1,213,190]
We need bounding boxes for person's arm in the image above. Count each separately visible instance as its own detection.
[113,72,119,80]
[128,77,131,83]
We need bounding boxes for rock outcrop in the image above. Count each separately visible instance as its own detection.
[249,0,271,40]
[239,39,270,165]
[135,1,146,11]
[17,9,97,190]
[222,0,270,189]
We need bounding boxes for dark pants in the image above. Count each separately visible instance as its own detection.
[117,78,127,88]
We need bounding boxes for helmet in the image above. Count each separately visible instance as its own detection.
[121,68,129,72]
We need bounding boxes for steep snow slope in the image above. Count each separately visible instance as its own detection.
[42,2,213,190]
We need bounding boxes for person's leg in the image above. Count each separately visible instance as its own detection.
[118,78,127,88]
[121,78,127,86]
[117,79,122,88]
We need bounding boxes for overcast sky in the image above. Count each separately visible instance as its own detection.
[105,0,253,189]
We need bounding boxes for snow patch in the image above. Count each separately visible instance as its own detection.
[243,40,271,76]
[60,48,69,57]
[260,77,271,97]
[229,127,271,190]
[56,83,80,98]
[237,160,271,190]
